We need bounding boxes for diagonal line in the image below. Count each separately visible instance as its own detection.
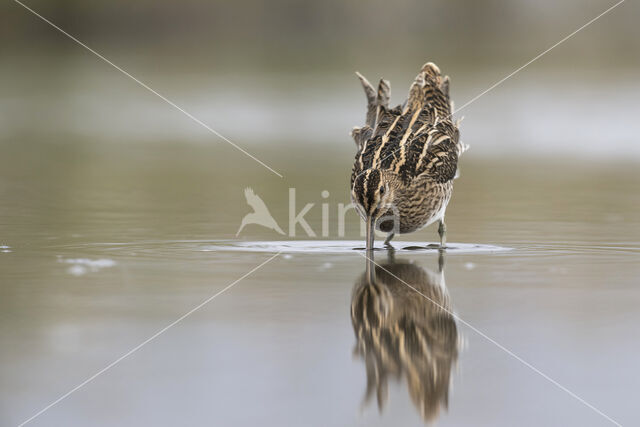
[453,0,625,114]
[355,0,625,181]
[357,252,622,427]
[12,0,283,179]
[17,252,282,427]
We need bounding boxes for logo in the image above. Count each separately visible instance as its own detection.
[236,188,285,236]
[236,187,391,238]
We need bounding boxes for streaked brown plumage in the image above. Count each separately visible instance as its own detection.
[351,252,458,422]
[350,62,467,250]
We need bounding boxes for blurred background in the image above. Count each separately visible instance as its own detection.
[2,1,640,426]
[1,0,639,158]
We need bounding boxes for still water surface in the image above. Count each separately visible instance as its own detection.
[1,141,639,426]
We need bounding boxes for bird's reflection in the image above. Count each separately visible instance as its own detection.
[351,250,458,423]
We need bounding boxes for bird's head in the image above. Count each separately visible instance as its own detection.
[351,169,401,250]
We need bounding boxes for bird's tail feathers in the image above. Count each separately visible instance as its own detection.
[406,62,452,119]
[353,62,461,150]
[356,71,391,128]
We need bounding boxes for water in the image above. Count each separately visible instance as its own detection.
[201,240,511,254]
[1,138,639,426]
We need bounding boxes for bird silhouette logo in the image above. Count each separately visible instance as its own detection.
[236,187,285,236]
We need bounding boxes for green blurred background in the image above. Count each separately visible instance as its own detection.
[2,0,638,241]
[2,2,640,426]
[2,0,639,159]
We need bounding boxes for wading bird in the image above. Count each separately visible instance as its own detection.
[350,62,467,250]
[351,251,458,422]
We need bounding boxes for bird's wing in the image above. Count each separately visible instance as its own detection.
[352,62,465,185]
[409,120,460,183]
[244,187,270,212]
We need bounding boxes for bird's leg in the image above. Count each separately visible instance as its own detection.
[383,232,395,248]
[438,219,447,249]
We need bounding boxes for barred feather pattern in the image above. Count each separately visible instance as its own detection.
[351,62,464,187]
[350,62,466,233]
[351,258,458,422]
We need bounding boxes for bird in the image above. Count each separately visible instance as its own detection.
[236,187,285,236]
[350,62,467,251]
[351,251,458,422]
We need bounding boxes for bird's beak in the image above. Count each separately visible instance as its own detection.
[366,215,375,252]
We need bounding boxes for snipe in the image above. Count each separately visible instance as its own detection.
[350,62,467,250]
[351,250,458,422]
